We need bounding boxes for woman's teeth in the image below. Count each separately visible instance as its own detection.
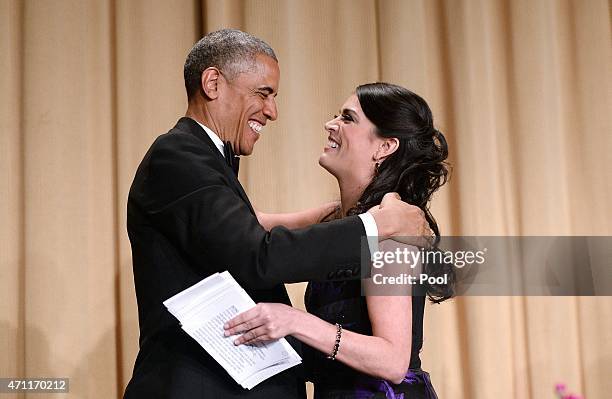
[248,121,263,133]
[328,139,339,149]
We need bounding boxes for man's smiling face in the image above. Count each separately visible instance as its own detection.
[216,54,280,156]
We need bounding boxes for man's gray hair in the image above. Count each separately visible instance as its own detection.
[184,28,277,99]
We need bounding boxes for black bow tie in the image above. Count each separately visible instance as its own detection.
[223,141,240,176]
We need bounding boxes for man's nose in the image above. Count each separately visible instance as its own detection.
[263,97,278,121]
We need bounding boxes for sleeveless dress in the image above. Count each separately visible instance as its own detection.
[303,280,438,399]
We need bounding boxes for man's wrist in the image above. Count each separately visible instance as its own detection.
[358,212,378,236]
[358,212,380,258]
[363,208,393,239]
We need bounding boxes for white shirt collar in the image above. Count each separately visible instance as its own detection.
[192,118,225,157]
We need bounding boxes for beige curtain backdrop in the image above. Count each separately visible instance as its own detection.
[1,0,611,398]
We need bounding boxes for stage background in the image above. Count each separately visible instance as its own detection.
[1,0,611,398]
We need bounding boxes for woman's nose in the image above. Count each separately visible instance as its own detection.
[324,119,339,133]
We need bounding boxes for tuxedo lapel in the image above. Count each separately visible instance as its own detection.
[174,117,255,214]
[226,171,255,214]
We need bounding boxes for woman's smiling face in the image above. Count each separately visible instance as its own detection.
[319,94,383,182]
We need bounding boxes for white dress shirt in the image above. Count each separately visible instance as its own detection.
[194,119,225,156]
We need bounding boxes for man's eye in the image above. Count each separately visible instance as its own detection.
[257,92,267,99]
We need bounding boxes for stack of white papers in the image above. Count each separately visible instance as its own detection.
[163,271,302,389]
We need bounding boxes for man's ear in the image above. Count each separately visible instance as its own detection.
[377,137,400,160]
[200,67,221,100]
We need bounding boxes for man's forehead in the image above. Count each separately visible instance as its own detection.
[250,54,280,90]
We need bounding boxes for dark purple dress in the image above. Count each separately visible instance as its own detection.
[303,280,438,399]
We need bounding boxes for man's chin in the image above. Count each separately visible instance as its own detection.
[240,143,254,156]
[240,131,259,156]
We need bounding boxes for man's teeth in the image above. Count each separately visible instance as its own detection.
[328,139,339,149]
[248,121,263,133]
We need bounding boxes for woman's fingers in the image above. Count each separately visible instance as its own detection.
[233,326,271,345]
[223,303,291,344]
[224,319,254,337]
[224,306,262,336]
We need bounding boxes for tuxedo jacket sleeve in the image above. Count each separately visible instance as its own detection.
[129,117,367,292]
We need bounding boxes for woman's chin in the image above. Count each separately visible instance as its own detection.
[318,155,336,176]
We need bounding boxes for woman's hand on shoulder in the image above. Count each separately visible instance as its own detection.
[317,200,341,222]
[223,303,303,345]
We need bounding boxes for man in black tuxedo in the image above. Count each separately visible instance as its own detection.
[123,29,429,399]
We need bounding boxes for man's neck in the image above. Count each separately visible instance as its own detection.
[185,103,226,141]
[185,105,227,156]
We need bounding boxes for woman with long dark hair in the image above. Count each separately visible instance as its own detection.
[225,82,453,398]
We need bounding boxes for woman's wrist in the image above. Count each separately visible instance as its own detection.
[287,307,307,335]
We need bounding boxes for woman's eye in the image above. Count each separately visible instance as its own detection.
[257,92,267,99]
[333,113,352,122]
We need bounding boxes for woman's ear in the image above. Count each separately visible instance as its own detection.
[200,67,221,100]
[377,137,400,160]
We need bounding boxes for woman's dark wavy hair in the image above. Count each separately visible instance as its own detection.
[348,82,454,303]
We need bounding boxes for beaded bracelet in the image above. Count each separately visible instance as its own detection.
[327,323,343,361]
